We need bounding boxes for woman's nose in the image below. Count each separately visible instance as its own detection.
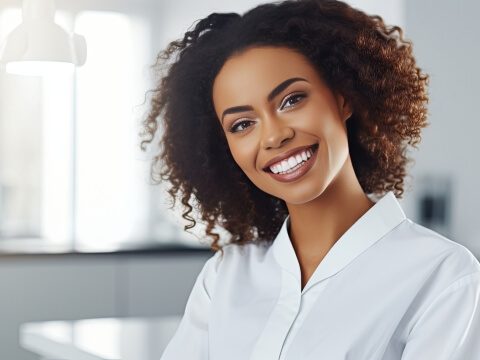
[259,114,294,150]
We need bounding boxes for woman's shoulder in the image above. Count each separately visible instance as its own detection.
[201,240,272,278]
[200,241,272,295]
[388,218,480,277]
[216,240,272,266]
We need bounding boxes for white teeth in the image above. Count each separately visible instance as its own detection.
[269,146,316,174]
[287,157,297,168]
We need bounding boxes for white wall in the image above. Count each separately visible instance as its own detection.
[402,0,480,256]
[153,0,405,59]
[346,0,405,27]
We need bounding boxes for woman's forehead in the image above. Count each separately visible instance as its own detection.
[214,46,316,85]
[212,46,321,106]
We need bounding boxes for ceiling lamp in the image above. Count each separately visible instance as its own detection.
[0,0,87,76]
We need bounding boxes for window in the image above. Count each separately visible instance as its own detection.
[0,6,208,249]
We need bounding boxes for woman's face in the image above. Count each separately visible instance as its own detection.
[212,46,353,205]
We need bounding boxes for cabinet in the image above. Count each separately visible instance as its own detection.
[0,250,211,360]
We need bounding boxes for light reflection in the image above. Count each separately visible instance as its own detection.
[21,316,181,359]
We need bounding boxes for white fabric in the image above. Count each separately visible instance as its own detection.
[160,191,480,360]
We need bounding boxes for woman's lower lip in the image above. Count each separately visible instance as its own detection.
[266,145,318,183]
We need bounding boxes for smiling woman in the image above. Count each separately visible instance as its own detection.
[140,0,480,359]
[212,47,354,205]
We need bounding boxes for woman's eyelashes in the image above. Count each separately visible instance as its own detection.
[229,119,254,133]
[228,92,307,133]
[279,92,306,110]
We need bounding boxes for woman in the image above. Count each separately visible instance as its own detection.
[141,0,480,359]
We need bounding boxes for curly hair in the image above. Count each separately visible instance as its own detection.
[139,0,429,254]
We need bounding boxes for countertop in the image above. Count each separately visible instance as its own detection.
[0,237,211,257]
[20,316,181,360]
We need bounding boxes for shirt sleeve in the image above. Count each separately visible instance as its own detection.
[160,250,222,360]
[401,271,480,360]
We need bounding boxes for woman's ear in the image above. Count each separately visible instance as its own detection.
[335,93,353,122]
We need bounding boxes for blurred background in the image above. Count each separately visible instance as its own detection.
[0,0,478,359]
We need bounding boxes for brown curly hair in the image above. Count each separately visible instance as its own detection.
[139,0,429,254]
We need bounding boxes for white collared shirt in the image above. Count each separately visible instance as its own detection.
[160,191,480,360]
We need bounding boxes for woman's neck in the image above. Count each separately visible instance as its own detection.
[285,156,375,276]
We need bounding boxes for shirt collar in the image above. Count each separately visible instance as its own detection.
[271,191,407,293]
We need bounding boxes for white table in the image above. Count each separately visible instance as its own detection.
[20,316,181,360]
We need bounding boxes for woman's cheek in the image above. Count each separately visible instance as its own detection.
[229,145,251,171]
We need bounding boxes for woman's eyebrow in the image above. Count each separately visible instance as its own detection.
[267,77,308,102]
[221,77,308,123]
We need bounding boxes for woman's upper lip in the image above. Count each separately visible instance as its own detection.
[262,143,317,170]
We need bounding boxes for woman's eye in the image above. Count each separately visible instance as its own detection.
[280,93,306,110]
[229,119,254,133]
[227,94,305,133]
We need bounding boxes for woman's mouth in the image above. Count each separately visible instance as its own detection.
[264,143,319,183]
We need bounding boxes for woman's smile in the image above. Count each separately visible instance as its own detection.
[263,143,319,183]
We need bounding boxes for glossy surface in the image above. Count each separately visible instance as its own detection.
[20,316,181,360]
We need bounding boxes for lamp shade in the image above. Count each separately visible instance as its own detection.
[0,0,87,73]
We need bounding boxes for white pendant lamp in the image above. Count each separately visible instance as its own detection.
[0,0,87,76]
